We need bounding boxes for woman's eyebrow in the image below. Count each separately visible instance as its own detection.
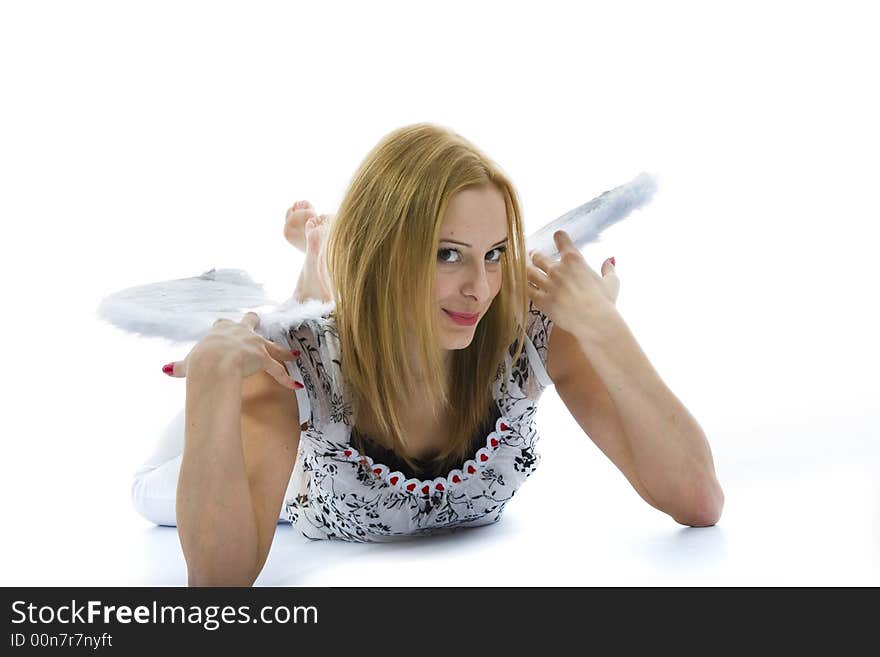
[440,237,509,248]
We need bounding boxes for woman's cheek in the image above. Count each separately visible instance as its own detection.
[434,272,452,299]
[492,270,503,296]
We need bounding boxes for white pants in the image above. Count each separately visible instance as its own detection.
[131,409,288,526]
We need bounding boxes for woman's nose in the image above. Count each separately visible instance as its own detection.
[462,263,492,300]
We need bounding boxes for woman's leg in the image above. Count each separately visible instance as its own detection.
[131,410,186,526]
[285,200,334,302]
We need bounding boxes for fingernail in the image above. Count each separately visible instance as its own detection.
[162,363,174,376]
[293,381,304,389]
[609,256,616,266]
[291,349,301,357]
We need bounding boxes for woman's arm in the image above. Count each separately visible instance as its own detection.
[529,233,722,526]
[563,310,724,526]
[177,352,258,585]
[176,351,300,586]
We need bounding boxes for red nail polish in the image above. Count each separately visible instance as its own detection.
[294,381,304,389]
[162,363,174,376]
[291,349,301,357]
[609,257,616,266]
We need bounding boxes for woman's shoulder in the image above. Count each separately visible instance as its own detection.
[260,298,341,379]
[497,299,555,404]
[259,297,337,338]
[524,298,553,349]
[257,298,342,427]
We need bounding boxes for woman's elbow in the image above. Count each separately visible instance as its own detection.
[674,479,725,528]
[187,567,257,588]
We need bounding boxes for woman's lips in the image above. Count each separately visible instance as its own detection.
[443,309,479,325]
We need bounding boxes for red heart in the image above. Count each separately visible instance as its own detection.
[452,475,461,483]
[467,465,476,474]
[480,453,488,462]
[421,485,430,494]
[390,476,399,485]
[344,450,352,457]
[500,422,509,431]
[490,438,498,447]
[436,483,445,491]
[406,483,416,491]
[373,468,382,475]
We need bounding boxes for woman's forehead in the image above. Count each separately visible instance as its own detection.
[441,186,507,240]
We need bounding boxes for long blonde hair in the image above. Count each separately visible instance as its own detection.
[324,123,530,475]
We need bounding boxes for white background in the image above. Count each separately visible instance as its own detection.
[1,0,878,586]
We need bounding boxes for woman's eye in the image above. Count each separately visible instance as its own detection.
[438,246,507,264]
[437,248,459,264]
[488,246,507,262]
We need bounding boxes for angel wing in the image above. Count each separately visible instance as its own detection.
[95,267,336,345]
[96,172,657,344]
[525,171,657,259]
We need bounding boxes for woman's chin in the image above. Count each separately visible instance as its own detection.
[439,331,475,351]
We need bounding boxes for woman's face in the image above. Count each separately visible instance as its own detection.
[434,184,509,350]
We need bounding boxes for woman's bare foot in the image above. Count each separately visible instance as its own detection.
[284,200,317,252]
[293,208,334,302]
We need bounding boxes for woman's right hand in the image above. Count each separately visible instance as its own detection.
[162,312,302,390]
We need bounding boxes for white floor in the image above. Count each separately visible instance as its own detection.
[3,313,878,587]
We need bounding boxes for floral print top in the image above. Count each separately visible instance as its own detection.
[258,297,555,543]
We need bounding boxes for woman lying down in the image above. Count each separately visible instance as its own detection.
[130,123,724,586]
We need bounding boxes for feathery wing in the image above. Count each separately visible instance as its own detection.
[524,171,657,260]
[95,268,281,343]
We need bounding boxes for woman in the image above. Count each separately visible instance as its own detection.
[133,123,724,586]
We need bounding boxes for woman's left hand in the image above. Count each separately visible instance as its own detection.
[526,230,620,336]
